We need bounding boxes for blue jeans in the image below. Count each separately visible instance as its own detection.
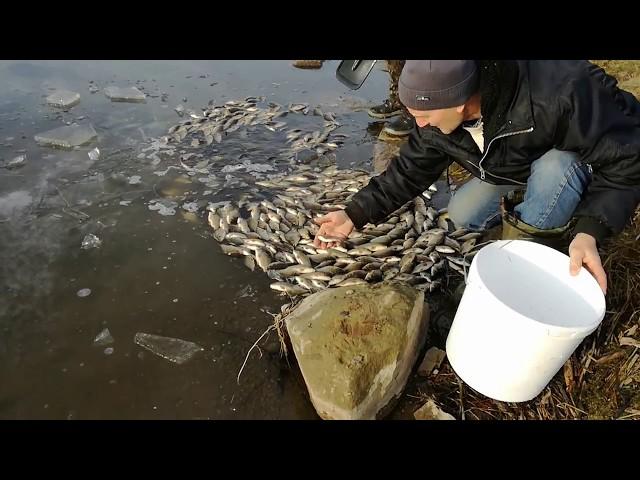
[448,149,592,231]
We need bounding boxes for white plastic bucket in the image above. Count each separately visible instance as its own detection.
[445,240,606,403]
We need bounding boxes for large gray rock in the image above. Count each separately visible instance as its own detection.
[285,281,429,420]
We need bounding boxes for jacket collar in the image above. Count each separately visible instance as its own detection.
[478,60,534,140]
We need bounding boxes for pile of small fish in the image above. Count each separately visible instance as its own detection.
[207,164,482,298]
[145,97,345,166]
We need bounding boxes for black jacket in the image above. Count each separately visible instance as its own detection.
[345,60,640,244]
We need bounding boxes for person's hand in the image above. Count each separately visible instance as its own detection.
[569,232,607,294]
[313,211,355,249]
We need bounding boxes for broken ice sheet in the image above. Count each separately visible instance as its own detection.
[81,233,102,249]
[236,284,256,298]
[153,166,181,177]
[197,175,223,190]
[134,332,204,365]
[88,147,100,161]
[181,201,199,213]
[94,328,114,346]
[220,164,244,174]
[148,199,177,216]
[46,90,81,108]
[104,86,146,103]
[7,154,27,169]
[35,124,98,148]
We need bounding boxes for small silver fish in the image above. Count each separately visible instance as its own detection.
[270,282,308,296]
[254,249,272,272]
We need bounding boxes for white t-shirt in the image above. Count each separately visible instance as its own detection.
[462,118,484,153]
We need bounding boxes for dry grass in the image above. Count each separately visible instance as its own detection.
[593,60,640,92]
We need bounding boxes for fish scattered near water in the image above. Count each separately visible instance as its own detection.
[207,164,478,298]
[142,97,346,173]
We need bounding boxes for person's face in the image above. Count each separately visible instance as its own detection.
[407,104,465,134]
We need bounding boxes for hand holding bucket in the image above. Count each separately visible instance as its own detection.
[446,240,606,403]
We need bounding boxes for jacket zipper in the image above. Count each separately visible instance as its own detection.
[478,126,534,184]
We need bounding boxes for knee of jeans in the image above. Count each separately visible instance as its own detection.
[533,149,582,177]
[448,199,474,229]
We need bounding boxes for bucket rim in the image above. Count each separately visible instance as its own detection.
[468,240,606,337]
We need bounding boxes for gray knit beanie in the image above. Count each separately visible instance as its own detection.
[398,60,479,110]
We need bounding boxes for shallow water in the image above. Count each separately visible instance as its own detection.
[0,60,410,419]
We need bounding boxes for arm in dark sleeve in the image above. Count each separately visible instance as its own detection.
[554,64,640,244]
[345,126,452,228]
